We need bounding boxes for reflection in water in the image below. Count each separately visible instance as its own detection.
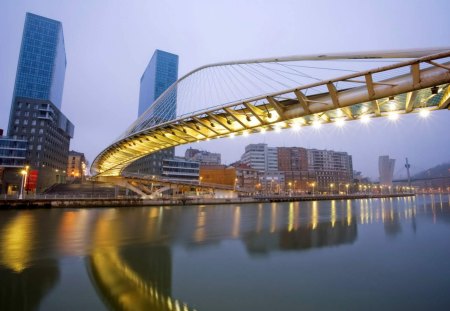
[0,194,448,310]
[0,259,60,311]
[0,213,34,272]
[0,212,60,311]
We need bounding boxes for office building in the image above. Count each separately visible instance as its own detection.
[126,50,179,175]
[185,148,221,165]
[7,13,73,192]
[379,155,395,186]
[161,157,199,180]
[240,143,278,172]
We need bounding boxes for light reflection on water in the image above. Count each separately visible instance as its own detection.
[0,195,449,310]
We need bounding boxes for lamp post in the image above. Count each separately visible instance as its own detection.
[345,183,349,195]
[330,183,334,195]
[288,181,292,196]
[19,165,29,199]
[311,182,316,196]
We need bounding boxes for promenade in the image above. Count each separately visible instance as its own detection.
[0,193,417,209]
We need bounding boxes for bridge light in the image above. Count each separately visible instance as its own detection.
[243,130,249,137]
[246,116,251,122]
[229,133,235,139]
[312,120,321,129]
[360,115,370,124]
[274,125,281,133]
[210,122,215,127]
[388,111,399,121]
[260,127,266,134]
[335,118,345,127]
[419,109,430,118]
[195,125,200,130]
[227,119,232,125]
[291,123,301,131]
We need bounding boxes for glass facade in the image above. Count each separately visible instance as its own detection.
[138,50,178,117]
[12,13,66,110]
[0,137,27,167]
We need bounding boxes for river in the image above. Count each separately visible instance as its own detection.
[0,194,449,310]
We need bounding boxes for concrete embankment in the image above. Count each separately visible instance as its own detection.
[0,193,416,210]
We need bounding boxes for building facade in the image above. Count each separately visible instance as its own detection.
[0,130,28,194]
[7,13,73,192]
[126,50,179,175]
[379,155,395,186]
[185,148,221,165]
[233,163,260,191]
[307,149,353,193]
[239,144,353,193]
[67,150,87,182]
[161,157,199,181]
[240,143,278,172]
[199,165,236,186]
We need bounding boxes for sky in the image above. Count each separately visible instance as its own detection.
[1,0,449,180]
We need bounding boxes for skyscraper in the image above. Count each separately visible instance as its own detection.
[7,13,73,192]
[138,50,179,117]
[379,155,395,186]
[126,50,178,175]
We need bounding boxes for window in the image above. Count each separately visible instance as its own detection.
[31,128,35,133]
[32,120,36,126]
[14,119,19,125]
[37,145,41,150]
[23,120,28,125]
[39,129,43,134]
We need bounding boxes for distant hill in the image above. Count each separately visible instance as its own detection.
[413,162,450,179]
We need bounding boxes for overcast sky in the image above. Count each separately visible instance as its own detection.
[1,0,449,179]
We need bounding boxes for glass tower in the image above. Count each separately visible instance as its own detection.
[6,13,73,193]
[138,49,179,117]
[12,13,66,110]
[126,50,178,176]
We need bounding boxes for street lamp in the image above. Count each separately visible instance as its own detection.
[288,181,292,196]
[19,165,29,199]
[345,183,349,195]
[330,183,334,194]
[311,182,316,196]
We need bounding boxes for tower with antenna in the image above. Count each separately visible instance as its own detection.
[405,158,412,189]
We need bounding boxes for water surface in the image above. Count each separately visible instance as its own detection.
[0,194,449,310]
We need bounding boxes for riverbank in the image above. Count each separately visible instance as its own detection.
[0,193,416,209]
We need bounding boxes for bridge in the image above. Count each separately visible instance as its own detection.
[91,48,450,193]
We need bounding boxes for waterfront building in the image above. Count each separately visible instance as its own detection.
[66,150,87,182]
[0,130,28,194]
[233,163,260,191]
[199,165,236,186]
[185,148,221,165]
[126,50,179,175]
[7,13,74,192]
[379,155,396,186]
[240,143,278,172]
[307,149,353,193]
[240,144,353,193]
[161,157,199,181]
